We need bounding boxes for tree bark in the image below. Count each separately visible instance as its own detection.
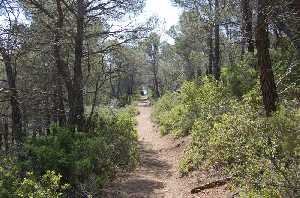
[54,0,85,129]
[52,72,66,126]
[153,63,160,98]
[256,0,278,116]
[208,26,214,75]
[241,0,254,55]
[70,0,85,129]
[184,57,194,80]
[0,49,23,143]
[207,0,214,75]
[4,118,9,153]
[213,0,221,80]
[54,0,74,127]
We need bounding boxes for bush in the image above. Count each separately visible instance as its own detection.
[221,56,257,98]
[154,76,299,197]
[0,158,68,198]
[153,77,231,137]
[180,92,299,197]
[22,106,138,196]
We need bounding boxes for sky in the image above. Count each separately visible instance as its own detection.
[137,0,182,42]
[0,0,182,43]
[143,0,181,30]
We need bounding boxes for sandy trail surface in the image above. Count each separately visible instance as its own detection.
[103,101,230,198]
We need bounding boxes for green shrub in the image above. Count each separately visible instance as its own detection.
[16,171,69,198]
[221,56,257,98]
[0,158,68,198]
[152,91,179,123]
[154,76,299,197]
[181,98,299,197]
[22,106,138,195]
[153,77,231,137]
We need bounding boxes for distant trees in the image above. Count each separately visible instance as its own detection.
[170,0,300,115]
[20,0,145,129]
[145,33,161,98]
[0,0,151,150]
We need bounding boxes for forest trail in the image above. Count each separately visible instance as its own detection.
[103,100,230,198]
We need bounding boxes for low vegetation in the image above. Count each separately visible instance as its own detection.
[153,62,299,197]
[0,106,138,197]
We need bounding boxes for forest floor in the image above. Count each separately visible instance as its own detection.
[103,99,232,198]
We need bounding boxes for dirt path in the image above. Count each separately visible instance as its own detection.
[103,101,230,198]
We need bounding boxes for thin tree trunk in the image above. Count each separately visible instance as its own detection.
[213,0,221,80]
[256,0,278,116]
[70,0,85,128]
[55,75,66,126]
[89,77,101,121]
[207,0,214,75]
[54,0,73,127]
[241,0,254,56]
[52,65,66,126]
[153,63,160,98]
[0,49,23,143]
[208,26,214,75]
[4,118,9,154]
[0,119,3,151]
[185,57,194,80]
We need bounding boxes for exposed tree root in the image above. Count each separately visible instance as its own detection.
[191,177,231,194]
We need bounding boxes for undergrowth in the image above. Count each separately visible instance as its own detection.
[152,77,300,197]
[0,105,139,197]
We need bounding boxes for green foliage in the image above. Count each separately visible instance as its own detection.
[271,43,300,99]
[221,56,257,98]
[152,91,179,122]
[154,77,299,197]
[200,104,299,197]
[16,171,69,198]
[21,106,138,195]
[153,77,231,137]
[0,158,68,198]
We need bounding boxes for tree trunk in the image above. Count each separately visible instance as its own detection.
[54,0,85,129]
[208,26,214,75]
[184,57,194,80]
[4,118,9,154]
[52,72,66,126]
[256,0,278,116]
[241,0,254,55]
[213,0,221,80]
[153,77,160,98]
[0,49,23,143]
[207,0,214,75]
[0,119,3,151]
[70,0,85,129]
[153,63,160,98]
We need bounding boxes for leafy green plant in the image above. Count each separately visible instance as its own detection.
[21,105,138,195]
[180,93,299,197]
[153,77,231,137]
[221,56,257,98]
[0,158,68,198]
[154,76,299,197]
[16,171,69,198]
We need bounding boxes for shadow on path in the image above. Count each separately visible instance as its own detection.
[102,125,171,197]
